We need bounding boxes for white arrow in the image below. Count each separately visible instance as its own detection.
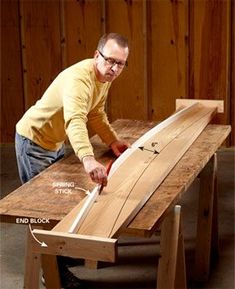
[29,224,48,247]
[74,186,90,195]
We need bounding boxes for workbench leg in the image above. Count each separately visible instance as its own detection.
[211,171,219,262]
[24,228,41,289]
[175,229,187,289]
[41,255,61,289]
[157,205,186,289]
[195,153,218,282]
[85,259,99,269]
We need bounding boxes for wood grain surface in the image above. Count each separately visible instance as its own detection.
[0,120,231,235]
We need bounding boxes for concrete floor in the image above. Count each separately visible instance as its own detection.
[0,145,234,289]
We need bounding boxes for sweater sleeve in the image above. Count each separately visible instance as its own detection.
[87,98,118,146]
[63,79,94,160]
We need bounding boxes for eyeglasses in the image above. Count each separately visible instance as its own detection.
[98,50,128,69]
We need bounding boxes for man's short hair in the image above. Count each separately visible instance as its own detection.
[97,33,129,51]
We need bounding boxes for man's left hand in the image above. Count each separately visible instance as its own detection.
[110,140,130,157]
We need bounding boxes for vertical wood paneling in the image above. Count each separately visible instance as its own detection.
[0,0,234,144]
[20,0,62,109]
[63,0,104,67]
[189,0,231,125]
[231,0,235,145]
[106,0,148,121]
[150,0,188,121]
[1,0,24,142]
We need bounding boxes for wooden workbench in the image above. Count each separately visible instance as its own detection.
[0,119,231,288]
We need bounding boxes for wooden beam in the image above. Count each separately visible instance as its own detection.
[24,228,41,289]
[31,229,117,263]
[77,105,216,238]
[114,107,216,237]
[106,0,148,121]
[19,1,62,109]
[41,255,61,289]
[157,205,186,289]
[150,0,189,121]
[189,0,230,125]
[54,103,216,238]
[176,99,224,113]
[53,103,199,233]
[128,124,230,236]
[1,0,24,142]
[194,153,218,282]
[175,228,187,289]
[84,259,99,269]
[68,185,101,233]
[109,103,197,177]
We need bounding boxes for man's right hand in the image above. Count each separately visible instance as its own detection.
[82,155,107,185]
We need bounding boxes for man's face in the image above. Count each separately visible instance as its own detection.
[94,39,129,83]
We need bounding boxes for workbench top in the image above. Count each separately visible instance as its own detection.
[0,120,231,235]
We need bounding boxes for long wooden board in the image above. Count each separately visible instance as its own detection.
[176,99,224,113]
[53,103,207,233]
[58,102,209,233]
[53,102,217,237]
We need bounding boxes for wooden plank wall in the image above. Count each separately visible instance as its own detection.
[149,0,188,121]
[106,0,148,121]
[63,0,104,67]
[20,1,62,108]
[231,0,235,145]
[1,0,234,145]
[189,0,231,125]
[1,0,24,142]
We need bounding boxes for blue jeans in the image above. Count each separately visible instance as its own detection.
[15,132,65,184]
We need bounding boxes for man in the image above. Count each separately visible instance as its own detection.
[15,33,129,288]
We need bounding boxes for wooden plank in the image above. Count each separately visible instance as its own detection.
[20,0,62,109]
[109,107,216,237]
[0,123,143,224]
[176,99,224,113]
[146,0,153,120]
[0,0,24,142]
[128,124,231,235]
[59,103,212,233]
[109,103,203,176]
[59,105,216,238]
[31,229,117,263]
[54,104,214,234]
[66,102,220,233]
[189,0,231,125]
[52,106,193,232]
[68,186,101,233]
[52,195,90,233]
[106,0,148,121]
[231,0,235,145]
[150,0,188,121]
[0,122,230,230]
[63,0,104,66]
[1,1,233,146]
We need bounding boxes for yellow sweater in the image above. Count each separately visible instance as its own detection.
[16,59,118,160]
